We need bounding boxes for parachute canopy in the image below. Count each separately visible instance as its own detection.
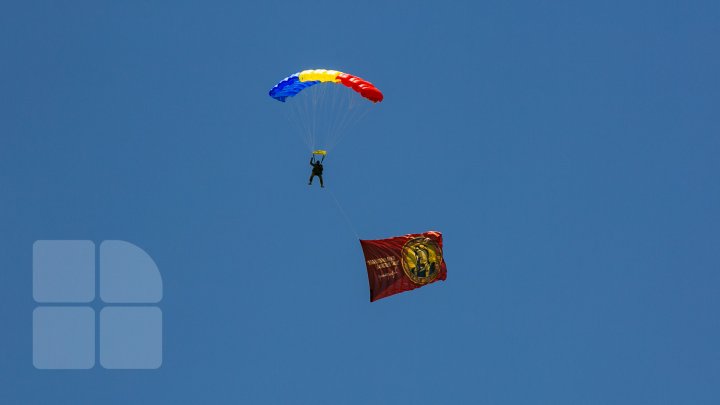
[269,69,384,103]
[312,150,327,156]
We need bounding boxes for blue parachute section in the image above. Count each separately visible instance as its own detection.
[268,73,320,102]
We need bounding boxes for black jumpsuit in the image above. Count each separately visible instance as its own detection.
[309,158,324,187]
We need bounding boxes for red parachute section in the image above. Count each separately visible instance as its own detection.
[337,73,384,103]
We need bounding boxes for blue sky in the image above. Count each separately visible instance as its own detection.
[1,1,719,403]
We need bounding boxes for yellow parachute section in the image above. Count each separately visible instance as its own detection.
[312,150,327,156]
[298,69,341,83]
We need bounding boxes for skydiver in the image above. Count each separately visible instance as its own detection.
[308,154,324,188]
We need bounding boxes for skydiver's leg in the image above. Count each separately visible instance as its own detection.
[309,174,314,185]
[319,175,324,188]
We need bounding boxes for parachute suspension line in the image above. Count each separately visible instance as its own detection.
[286,93,314,152]
[314,84,341,151]
[303,84,372,153]
[333,87,375,152]
[306,85,317,149]
[327,188,359,240]
[307,85,319,150]
[327,99,374,153]
[325,87,353,152]
[310,83,319,149]
[280,78,379,154]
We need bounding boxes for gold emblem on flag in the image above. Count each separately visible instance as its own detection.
[401,237,442,285]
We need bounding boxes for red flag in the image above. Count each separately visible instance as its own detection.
[359,231,447,302]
